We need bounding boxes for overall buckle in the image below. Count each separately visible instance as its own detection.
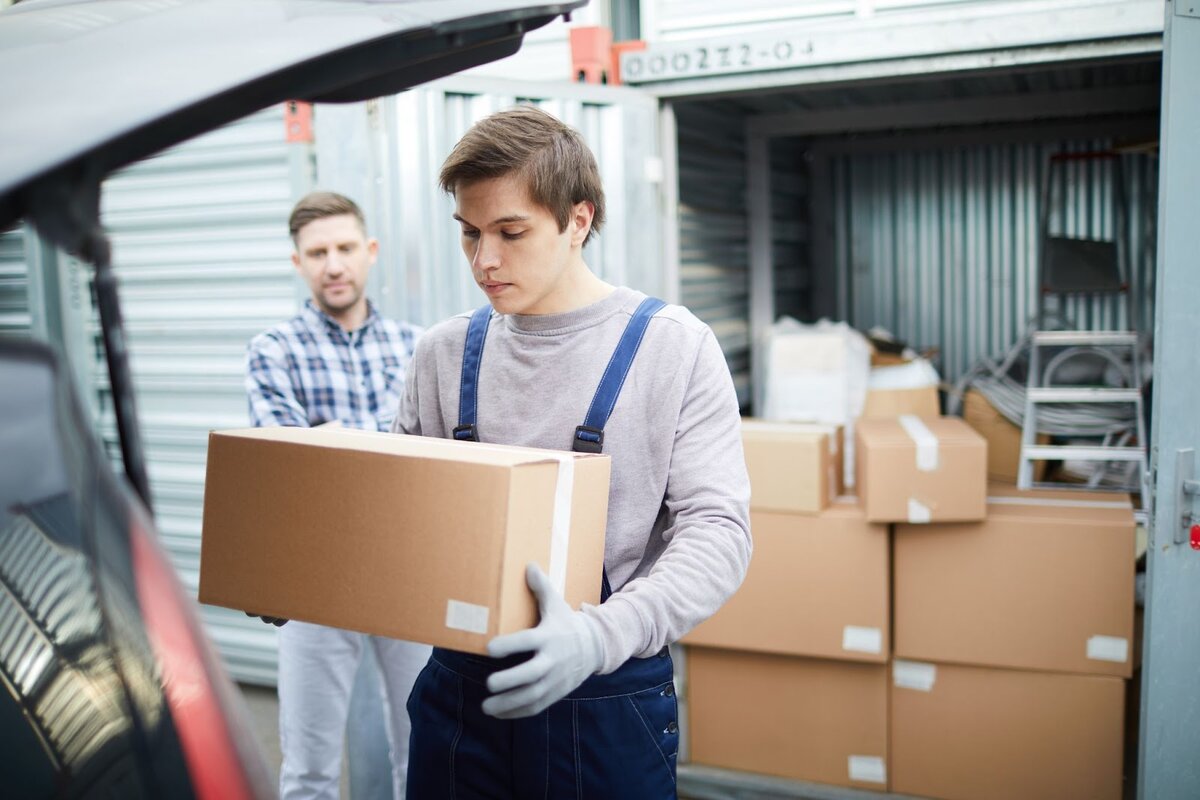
[572,425,604,454]
[452,424,479,442]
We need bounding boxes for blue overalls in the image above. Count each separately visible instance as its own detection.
[406,298,679,799]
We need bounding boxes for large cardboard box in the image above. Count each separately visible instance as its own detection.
[961,388,1048,482]
[891,660,1125,800]
[684,499,888,662]
[855,415,987,523]
[688,647,889,790]
[894,485,1136,677]
[741,419,843,513]
[199,427,610,654]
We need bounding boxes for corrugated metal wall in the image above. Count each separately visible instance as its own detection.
[770,140,810,322]
[0,227,31,338]
[99,106,298,685]
[675,102,751,404]
[831,141,1158,381]
[375,82,663,329]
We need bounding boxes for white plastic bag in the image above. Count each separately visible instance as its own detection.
[759,317,871,486]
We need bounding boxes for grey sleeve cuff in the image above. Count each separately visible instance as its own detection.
[579,594,651,674]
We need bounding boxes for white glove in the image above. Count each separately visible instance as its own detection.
[482,562,604,719]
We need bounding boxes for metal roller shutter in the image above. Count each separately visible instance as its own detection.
[0,226,31,338]
[99,106,299,685]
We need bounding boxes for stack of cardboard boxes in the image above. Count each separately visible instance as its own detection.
[196,410,1135,799]
[890,482,1134,800]
[684,413,1136,800]
[684,420,891,790]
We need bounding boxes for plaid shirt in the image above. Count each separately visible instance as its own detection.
[246,299,422,432]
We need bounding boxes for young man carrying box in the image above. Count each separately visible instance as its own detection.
[392,106,752,797]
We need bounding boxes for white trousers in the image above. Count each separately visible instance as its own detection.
[278,621,431,800]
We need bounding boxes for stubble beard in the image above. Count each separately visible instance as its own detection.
[319,284,362,317]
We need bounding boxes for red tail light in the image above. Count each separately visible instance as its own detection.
[129,512,259,800]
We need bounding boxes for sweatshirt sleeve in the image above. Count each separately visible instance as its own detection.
[581,328,752,672]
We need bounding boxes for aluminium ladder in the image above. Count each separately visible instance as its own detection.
[1017,330,1149,499]
[1017,151,1150,502]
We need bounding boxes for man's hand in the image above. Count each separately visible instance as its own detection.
[245,611,289,627]
[482,563,604,719]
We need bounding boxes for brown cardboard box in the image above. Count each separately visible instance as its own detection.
[855,416,987,523]
[741,419,842,513]
[688,647,889,790]
[869,348,910,368]
[891,660,1125,800]
[961,388,1048,481]
[199,427,610,654]
[684,499,888,662]
[895,485,1136,677]
[861,384,940,419]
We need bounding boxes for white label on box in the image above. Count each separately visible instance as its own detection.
[445,600,489,635]
[549,455,575,596]
[893,660,937,691]
[848,755,887,784]
[899,414,939,471]
[907,498,932,523]
[842,625,883,654]
[1087,635,1130,663]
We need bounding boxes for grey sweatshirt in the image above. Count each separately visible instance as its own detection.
[392,286,752,673]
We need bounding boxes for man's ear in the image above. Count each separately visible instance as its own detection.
[291,249,301,272]
[570,201,595,247]
[367,237,380,264]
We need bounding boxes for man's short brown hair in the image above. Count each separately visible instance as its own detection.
[288,191,366,243]
[439,106,605,246]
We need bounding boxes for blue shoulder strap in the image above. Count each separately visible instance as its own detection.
[456,296,668,603]
[572,296,667,453]
[453,304,492,441]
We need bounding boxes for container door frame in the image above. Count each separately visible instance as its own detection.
[1138,4,1200,797]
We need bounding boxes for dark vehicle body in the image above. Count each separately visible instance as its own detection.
[1,338,269,798]
[0,1,584,796]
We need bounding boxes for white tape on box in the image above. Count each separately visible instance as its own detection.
[893,660,937,692]
[899,414,939,472]
[445,599,489,634]
[1087,635,1130,663]
[907,498,932,524]
[842,625,883,654]
[548,455,575,596]
[848,755,887,784]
